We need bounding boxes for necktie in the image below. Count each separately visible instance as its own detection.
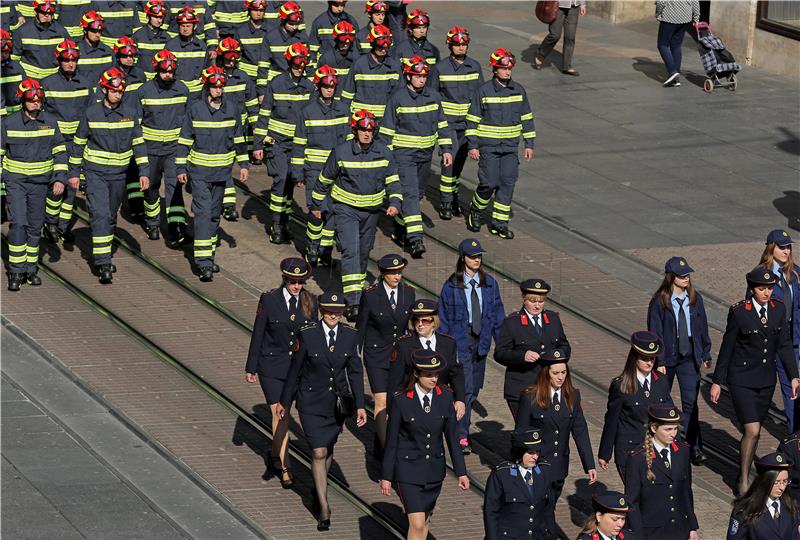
[661,448,670,469]
[552,391,560,411]
[643,378,650,396]
[524,470,533,494]
[422,394,430,412]
[389,290,396,310]
[773,501,780,520]
[780,276,791,321]
[470,280,482,335]
[533,315,541,333]
[289,295,298,319]
[328,329,336,350]
[758,305,768,325]
[425,339,432,350]
[677,297,690,357]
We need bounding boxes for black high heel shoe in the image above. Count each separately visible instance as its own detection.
[316,498,331,531]
[280,467,295,489]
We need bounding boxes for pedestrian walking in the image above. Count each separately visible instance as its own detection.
[654,0,700,87]
[531,0,586,76]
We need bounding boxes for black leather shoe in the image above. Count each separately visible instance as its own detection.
[199,267,213,282]
[109,263,117,273]
[222,206,239,222]
[279,467,295,489]
[451,200,463,217]
[61,228,75,243]
[466,206,481,232]
[305,244,319,265]
[490,223,515,239]
[43,222,61,242]
[391,222,406,248]
[691,449,708,465]
[269,224,285,245]
[409,238,426,259]
[26,271,42,286]
[7,274,22,291]
[439,201,453,220]
[316,519,330,532]
[280,223,293,244]
[344,304,359,323]
[211,263,220,273]
[318,249,332,267]
[98,265,113,284]
[145,225,160,240]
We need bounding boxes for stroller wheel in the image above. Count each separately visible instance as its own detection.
[703,78,714,93]
[728,74,737,91]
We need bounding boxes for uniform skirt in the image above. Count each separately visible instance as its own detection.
[729,384,774,424]
[397,480,443,514]
[366,363,390,394]
[258,375,286,405]
[299,411,345,449]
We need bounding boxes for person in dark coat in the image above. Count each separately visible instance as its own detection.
[483,428,557,540]
[726,452,800,539]
[387,299,466,416]
[495,278,570,419]
[778,430,800,503]
[356,253,415,455]
[381,349,469,540]
[245,257,316,488]
[576,491,638,540]
[647,256,712,465]
[598,331,674,481]
[278,291,367,531]
[711,268,800,494]
[625,405,699,540]
[515,351,597,502]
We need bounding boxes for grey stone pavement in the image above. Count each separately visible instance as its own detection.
[1,326,263,540]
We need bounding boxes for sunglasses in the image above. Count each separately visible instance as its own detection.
[414,317,434,325]
[286,279,305,285]
[776,244,792,251]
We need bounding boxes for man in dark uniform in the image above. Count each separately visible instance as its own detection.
[483,428,556,540]
[495,279,570,419]
[258,1,308,89]
[307,0,359,59]
[392,8,438,66]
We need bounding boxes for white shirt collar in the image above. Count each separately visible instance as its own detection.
[415,383,433,408]
[597,532,615,540]
[517,464,533,478]
[767,497,780,515]
[418,333,436,350]
[383,282,398,300]
[323,323,338,341]
[653,440,670,462]
[751,298,768,312]
[524,308,541,324]
[550,386,561,402]
[282,287,297,305]
[636,371,651,387]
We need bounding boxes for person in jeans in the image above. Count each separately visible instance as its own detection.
[655,0,700,87]
[531,0,586,76]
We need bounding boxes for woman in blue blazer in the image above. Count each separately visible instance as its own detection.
[647,256,711,465]
[437,238,504,454]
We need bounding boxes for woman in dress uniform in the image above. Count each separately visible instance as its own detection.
[711,268,800,494]
[598,331,673,481]
[726,452,800,539]
[778,430,800,503]
[577,491,638,540]
[386,298,466,419]
[495,278,571,420]
[380,349,469,540]
[483,428,557,540]
[277,291,367,531]
[625,405,698,540]
[515,351,597,502]
[356,253,415,456]
[647,256,712,466]
[245,257,316,488]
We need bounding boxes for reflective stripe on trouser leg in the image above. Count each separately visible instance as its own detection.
[144,153,171,228]
[191,179,225,268]
[222,175,237,207]
[397,160,424,241]
[266,142,293,225]
[45,183,77,230]
[334,202,379,306]
[489,152,519,228]
[439,130,468,203]
[163,166,186,225]
[23,182,47,273]
[85,172,126,266]
[304,171,323,248]
[471,150,502,210]
[5,182,30,273]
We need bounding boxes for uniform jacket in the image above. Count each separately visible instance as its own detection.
[291,97,351,181]
[166,1,217,45]
[54,0,91,38]
[91,1,137,42]
[280,322,366,415]
[245,286,317,380]
[308,9,359,56]
[387,332,465,402]
[438,272,505,361]
[429,55,484,132]
[726,505,800,539]
[317,45,356,83]
[465,78,536,151]
[494,308,571,401]
[356,282,415,366]
[220,66,259,124]
[712,299,798,389]
[766,265,800,347]
[625,440,699,534]
[1,110,67,184]
[598,373,674,466]
[138,77,190,154]
[76,39,113,87]
[131,24,171,74]
[354,25,379,57]
[647,293,713,367]
[234,19,269,81]
[779,430,800,492]
[209,0,248,35]
[379,85,453,160]
[484,462,556,540]
[259,26,310,90]
[382,385,466,485]
[515,389,595,481]
[0,58,23,118]
[339,52,402,118]
[114,60,147,94]
[253,70,313,147]
[164,34,210,86]
[392,36,440,66]
[12,18,70,79]
[42,69,91,146]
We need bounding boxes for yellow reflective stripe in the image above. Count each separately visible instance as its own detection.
[481,95,523,104]
[267,118,295,137]
[5,129,56,138]
[438,73,480,82]
[95,9,133,18]
[173,50,207,59]
[332,185,385,206]
[475,124,522,138]
[140,96,188,106]
[441,101,470,116]
[57,120,80,134]
[213,11,248,23]
[354,73,399,81]
[78,56,113,65]
[142,126,181,141]
[304,148,331,162]
[351,101,385,116]
[333,67,350,77]
[305,117,348,128]
[0,74,23,84]
[46,89,90,98]
[395,103,438,114]
[192,120,236,128]
[138,42,166,50]
[188,149,235,166]
[88,120,135,129]
[239,38,263,45]
[84,147,133,165]
[20,37,64,45]
[239,62,258,77]
[521,112,534,121]
[465,113,482,123]
[20,62,58,79]
[337,159,389,169]
[273,93,310,101]
[224,83,246,93]
[391,133,437,147]
[3,157,54,175]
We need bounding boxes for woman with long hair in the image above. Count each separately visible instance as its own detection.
[726,452,800,539]
[515,352,597,502]
[598,331,673,481]
[381,349,469,540]
[245,257,316,489]
[625,405,698,540]
[647,256,712,466]
[576,491,635,540]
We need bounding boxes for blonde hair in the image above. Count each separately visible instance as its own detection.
[523,293,546,303]
[643,422,658,482]
[759,243,797,284]
[408,313,440,332]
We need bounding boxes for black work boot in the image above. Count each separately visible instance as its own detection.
[409,238,426,259]
[490,222,515,239]
[145,225,160,240]
[391,221,406,248]
[318,249,332,267]
[98,265,113,284]
[222,205,239,222]
[466,205,482,232]
[451,199,464,217]
[439,201,453,220]
[269,223,285,245]
[305,243,319,266]
[43,222,61,242]
[26,270,42,286]
[199,266,214,282]
[7,273,22,291]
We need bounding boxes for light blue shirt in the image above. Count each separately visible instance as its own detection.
[671,292,692,337]
[463,272,483,324]
[774,261,793,302]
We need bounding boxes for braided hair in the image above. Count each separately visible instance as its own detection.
[643,421,658,482]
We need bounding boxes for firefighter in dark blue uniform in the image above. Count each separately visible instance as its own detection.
[598,331,674,481]
[392,8,438,66]
[576,491,638,540]
[258,1,308,89]
[711,268,800,495]
[164,6,210,96]
[307,0,359,58]
[1,29,23,224]
[245,257,316,490]
[779,430,800,502]
[316,20,356,86]
[339,24,401,119]
[380,349,469,540]
[356,253,415,454]
[354,1,387,57]
[625,405,699,540]
[495,278,570,420]
[278,291,367,532]
[75,11,113,90]
[12,0,69,80]
[131,0,171,79]
[483,428,556,540]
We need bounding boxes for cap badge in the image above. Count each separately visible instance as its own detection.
[471,241,477,247]
[554,351,561,358]
[649,343,655,350]
[331,294,338,301]
[669,409,676,417]
[535,281,541,288]
[293,267,301,274]
[431,357,439,366]
[418,302,424,309]
[532,432,539,440]
[777,455,783,463]
[764,273,771,280]
[619,498,626,506]
[392,258,399,265]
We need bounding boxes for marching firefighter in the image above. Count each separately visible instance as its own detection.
[316,20,356,85]
[164,6,210,96]
[258,1,308,91]
[308,0,359,58]
[90,0,137,49]
[310,109,402,321]
[68,67,149,284]
[292,64,350,266]
[2,78,67,291]
[355,0,387,57]
[138,49,190,244]
[42,39,90,243]
[393,8,439,66]
[56,0,91,40]
[131,0,171,77]
[380,54,453,259]
[430,26,483,220]
[12,0,69,80]
[209,0,248,39]
[76,10,112,85]
[235,0,270,89]
[176,65,249,282]
[112,37,146,93]
[465,48,536,240]
[1,29,23,223]
[340,23,401,118]
[252,41,313,245]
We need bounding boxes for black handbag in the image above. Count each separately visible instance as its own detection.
[322,353,354,419]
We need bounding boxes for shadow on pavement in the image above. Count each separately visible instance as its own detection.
[632,56,665,83]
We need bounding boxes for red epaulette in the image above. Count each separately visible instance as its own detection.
[733,299,748,311]
[592,533,600,540]
[435,385,443,395]
[653,371,660,381]
[543,312,551,325]
[619,532,625,539]
[673,440,689,451]
[405,390,414,399]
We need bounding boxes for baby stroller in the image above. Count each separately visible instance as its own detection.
[696,22,741,93]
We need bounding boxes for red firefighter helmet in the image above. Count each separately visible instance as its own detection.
[99,67,127,91]
[313,64,338,86]
[279,1,303,23]
[143,0,168,18]
[367,24,392,48]
[16,78,45,101]
[33,0,57,15]
[332,21,356,44]
[244,0,267,11]
[488,47,515,68]
[217,37,241,60]
[80,10,105,32]
[403,55,429,76]
[152,49,177,71]
[175,6,200,24]
[446,26,470,46]
[201,65,226,87]
[364,1,387,14]
[406,8,429,28]
[54,39,80,61]
[351,109,377,130]
[114,36,138,57]
[284,41,310,67]
[1,29,13,54]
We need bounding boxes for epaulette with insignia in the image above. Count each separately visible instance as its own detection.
[365,284,379,292]
[536,460,551,467]
[629,447,646,457]
[505,310,521,320]
[784,430,800,443]
[300,322,318,331]
[396,334,413,341]
[731,299,747,309]
[495,461,515,470]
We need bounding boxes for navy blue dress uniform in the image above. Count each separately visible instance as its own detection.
[483,428,557,540]
[515,352,595,501]
[307,4,359,57]
[779,430,800,501]
[258,3,309,88]
[599,332,674,478]
[576,491,638,540]
[2,78,67,290]
[495,279,571,418]
[624,406,698,540]
[465,48,536,240]
[726,452,800,539]
[356,254,415,393]
[647,257,712,458]
[11,2,69,80]
[339,25,402,118]
[246,258,316,403]
[382,350,467,514]
[280,291,366,450]
[391,9,439,66]
[712,268,799,424]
